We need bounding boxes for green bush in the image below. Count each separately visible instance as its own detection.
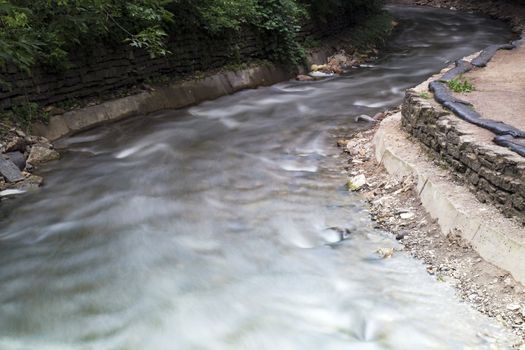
[0,0,385,72]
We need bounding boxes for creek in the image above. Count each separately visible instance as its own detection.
[0,5,517,350]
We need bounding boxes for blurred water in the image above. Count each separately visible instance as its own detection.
[0,6,517,350]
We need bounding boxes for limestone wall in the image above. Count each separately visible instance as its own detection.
[401,90,525,222]
[0,16,351,113]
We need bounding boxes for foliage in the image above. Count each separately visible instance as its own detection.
[0,0,385,71]
[346,12,394,51]
[0,0,173,71]
[448,76,475,93]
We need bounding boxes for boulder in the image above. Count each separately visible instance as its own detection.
[27,145,60,165]
[5,151,26,170]
[0,156,25,182]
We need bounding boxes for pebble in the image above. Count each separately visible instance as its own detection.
[400,212,415,219]
[347,174,367,191]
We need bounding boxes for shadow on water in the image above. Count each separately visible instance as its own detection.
[0,5,517,350]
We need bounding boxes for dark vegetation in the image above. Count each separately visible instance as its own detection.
[0,0,384,72]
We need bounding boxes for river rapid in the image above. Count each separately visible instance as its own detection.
[0,5,517,350]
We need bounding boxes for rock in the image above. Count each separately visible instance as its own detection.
[347,174,367,191]
[309,71,334,78]
[311,64,329,72]
[0,156,25,182]
[507,303,521,311]
[5,151,26,170]
[26,136,52,148]
[354,114,376,123]
[337,139,349,148]
[5,137,26,152]
[400,212,415,219]
[19,174,44,190]
[27,146,60,165]
[326,52,351,74]
[296,74,314,81]
[396,231,408,240]
[377,247,394,259]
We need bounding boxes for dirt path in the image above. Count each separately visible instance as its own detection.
[454,44,525,130]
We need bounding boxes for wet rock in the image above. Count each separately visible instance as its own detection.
[377,247,394,259]
[296,74,314,81]
[354,114,376,123]
[337,139,350,148]
[347,174,367,191]
[19,174,44,190]
[309,71,334,78]
[507,303,521,311]
[5,151,26,170]
[396,231,408,240]
[27,145,60,165]
[0,156,24,182]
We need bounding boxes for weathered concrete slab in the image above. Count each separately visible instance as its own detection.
[32,64,295,141]
[374,113,525,285]
[0,156,24,182]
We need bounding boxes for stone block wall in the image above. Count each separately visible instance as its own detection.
[401,89,525,222]
[0,15,352,113]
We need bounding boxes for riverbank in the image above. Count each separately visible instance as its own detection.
[344,1,525,344]
[0,12,394,200]
[339,111,525,346]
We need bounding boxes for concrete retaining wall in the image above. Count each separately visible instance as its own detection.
[374,113,525,285]
[32,64,293,141]
[401,90,525,223]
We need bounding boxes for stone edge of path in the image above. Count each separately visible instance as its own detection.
[373,112,525,285]
[31,64,294,141]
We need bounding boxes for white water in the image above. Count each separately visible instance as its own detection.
[0,6,516,350]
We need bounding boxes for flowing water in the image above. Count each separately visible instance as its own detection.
[0,6,518,350]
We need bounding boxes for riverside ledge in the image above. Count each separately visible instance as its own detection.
[32,64,292,141]
[374,112,525,285]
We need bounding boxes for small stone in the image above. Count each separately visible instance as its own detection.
[400,212,415,219]
[377,247,394,259]
[507,303,521,311]
[27,146,60,165]
[354,114,376,123]
[395,231,408,240]
[296,74,314,81]
[310,64,329,72]
[347,174,367,191]
[337,139,349,148]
